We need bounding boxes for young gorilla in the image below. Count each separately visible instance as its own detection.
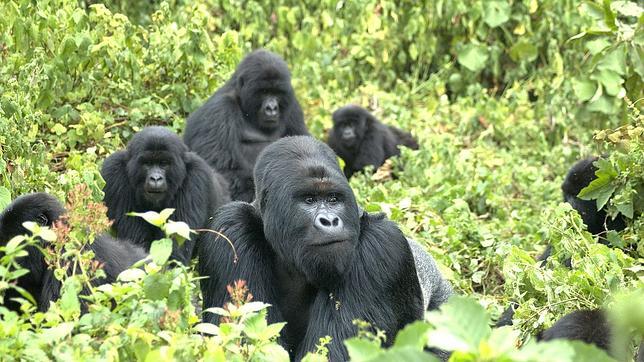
[198,136,450,360]
[0,193,147,312]
[102,126,229,265]
[327,105,419,178]
[184,49,309,202]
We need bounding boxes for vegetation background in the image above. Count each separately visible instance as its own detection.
[0,0,642,360]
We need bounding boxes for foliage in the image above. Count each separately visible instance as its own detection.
[0,0,642,360]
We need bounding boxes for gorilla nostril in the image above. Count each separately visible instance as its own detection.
[315,213,343,231]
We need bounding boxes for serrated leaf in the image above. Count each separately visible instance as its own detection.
[149,238,173,265]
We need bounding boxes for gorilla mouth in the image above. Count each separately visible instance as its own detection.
[312,239,347,247]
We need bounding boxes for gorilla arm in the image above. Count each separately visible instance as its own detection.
[197,202,283,324]
[296,213,424,360]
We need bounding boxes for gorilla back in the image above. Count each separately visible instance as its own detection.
[101,126,228,265]
[0,193,147,312]
[198,136,428,360]
[184,49,309,202]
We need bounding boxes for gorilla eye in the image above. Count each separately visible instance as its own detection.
[328,195,339,204]
[304,196,315,204]
[36,214,49,226]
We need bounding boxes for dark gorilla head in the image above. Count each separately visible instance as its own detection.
[125,127,187,208]
[234,49,294,131]
[0,193,65,298]
[0,193,64,242]
[331,105,372,149]
[253,136,361,289]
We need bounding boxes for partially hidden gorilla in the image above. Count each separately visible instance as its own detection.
[102,126,229,265]
[198,136,451,360]
[538,156,627,263]
[538,309,612,352]
[496,157,629,327]
[184,49,309,202]
[327,105,419,178]
[0,193,147,312]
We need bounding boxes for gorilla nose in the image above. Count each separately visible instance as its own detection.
[342,129,355,140]
[148,175,165,188]
[314,213,343,232]
[264,99,279,117]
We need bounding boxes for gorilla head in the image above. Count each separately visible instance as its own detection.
[253,136,361,288]
[331,105,371,150]
[0,193,64,241]
[235,50,295,132]
[125,127,188,208]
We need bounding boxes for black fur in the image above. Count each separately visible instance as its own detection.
[0,193,147,312]
[327,105,418,178]
[538,310,612,353]
[184,49,309,202]
[101,126,229,265]
[198,136,423,360]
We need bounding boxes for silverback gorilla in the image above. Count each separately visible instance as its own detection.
[101,126,229,265]
[198,136,451,360]
[184,49,309,202]
[328,105,419,178]
[0,193,146,312]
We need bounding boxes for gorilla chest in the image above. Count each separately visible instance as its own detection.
[274,266,316,350]
[240,127,281,165]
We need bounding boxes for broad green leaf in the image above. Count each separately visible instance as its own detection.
[572,78,598,101]
[204,307,230,317]
[143,272,172,300]
[5,235,26,253]
[393,321,430,349]
[369,347,438,362]
[614,201,634,219]
[239,301,272,315]
[149,238,173,265]
[42,322,75,343]
[585,37,611,55]
[509,41,538,62]
[129,209,175,227]
[457,44,488,72]
[0,187,11,209]
[597,47,627,75]
[592,69,624,96]
[425,296,492,352]
[345,338,382,362]
[483,1,511,28]
[578,159,618,209]
[59,278,81,316]
[164,220,193,241]
[194,323,220,336]
[256,343,290,362]
[117,268,146,282]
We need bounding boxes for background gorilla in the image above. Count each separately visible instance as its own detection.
[327,105,419,178]
[538,309,611,350]
[0,193,147,312]
[198,136,451,360]
[102,126,229,265]
[184,49,309,202]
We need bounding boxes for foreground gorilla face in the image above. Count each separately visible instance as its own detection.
[331,105,369,149]
[125,127,187,208]
[236,50,293,131]
[254,136,361,288]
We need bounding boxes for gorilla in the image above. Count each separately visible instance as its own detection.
[184,49,309,202]
[198,136,451,360]
[538,156,627,263]
[101,126,229,265]
[538,309,612,351]
[327,105,419,178]
[0,193,147,312]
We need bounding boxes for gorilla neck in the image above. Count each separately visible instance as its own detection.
[240,126,281,165]
[273,262,315,353]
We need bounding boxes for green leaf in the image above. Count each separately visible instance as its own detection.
[483,1,511,28]
[239,301,272,315]
[149,238,173,265]
[457,44,488,72]
[597,47,626,75]
[164,220,193,241]
[194,323,220,336]
[369,347,438,362]
[59,278,81,316]
[5,235,26,253]
[592,69,624,96]
[0,187,11,209]
[128,209,175,227]
[393,321,431,349]
[509,41,538,62]
[117,268,146,282]
[578,159,618,209]
[143,272,172,300]
[42,322,75,344]
[425,296,492,352]
[572,78,598,101]
[585,37,611,55]
[345,338,382,362]
[614,201,634,219]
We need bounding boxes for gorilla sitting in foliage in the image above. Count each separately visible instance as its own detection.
[537,309,612,352]
[198,136,451,360]
[184,49,309,202]
[327,105,419,178]
[102,126,229,265]
[0,193,147,312]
